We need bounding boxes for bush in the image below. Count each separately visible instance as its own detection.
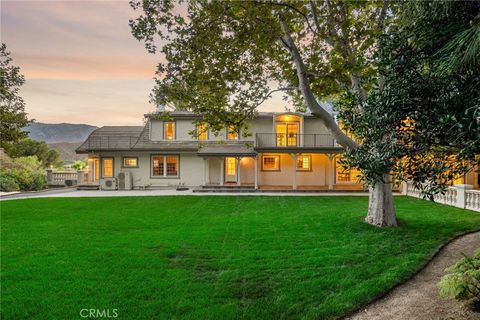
[0,173,20,192]
[71,160,87,170]
[0,156,47,191]
[438,248,480,311]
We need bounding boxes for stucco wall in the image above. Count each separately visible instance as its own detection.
[257,153,330,187]
[96,152,205,188]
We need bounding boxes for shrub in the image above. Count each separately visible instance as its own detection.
[0,173,20,192]
[438,248,480,311]
[71,160,87,170]
[0,156,47,191]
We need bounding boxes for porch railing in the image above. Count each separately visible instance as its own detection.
[87,136,137,149]
[255,133,337,148]
[46,170,78,186]
[405,182,480,212]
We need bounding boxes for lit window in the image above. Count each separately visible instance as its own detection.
[102,158,114,178]
[123,157,138,168]
[296,155,311,171]
[152,156,164,176]
[164,122,175,140]
[166,156,178,176]
[197,124,208,140]
[262,155,280,171]
[335,157,360,183]
[227,126,238,140]
[226,157,236,176]
[152,155,179,177]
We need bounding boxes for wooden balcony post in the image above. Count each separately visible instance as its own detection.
[236,157,241,186]
[327,154,335,190]
[220,157,225,186]
[254,156,258,189]
[291,153,297,190]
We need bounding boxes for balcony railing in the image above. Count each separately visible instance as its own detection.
[255,133,337,148]
[88,136,137,149]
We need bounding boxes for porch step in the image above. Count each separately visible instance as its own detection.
[201,185,255,190]
[77,184,100,191]
[193,188,257,193]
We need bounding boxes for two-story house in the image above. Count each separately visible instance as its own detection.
[75,110,367,191]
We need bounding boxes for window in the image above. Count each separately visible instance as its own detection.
[262,155,280,171]
[122,157,138,168]
[152,155,179,177]
[335,157,360,183]
[102,158,114,178]
[197,124,208,140]
[227,125,238,140]
[164,122,175,140]
[226,157,236,176]
[166,156,178,176]
[296,155,311,171]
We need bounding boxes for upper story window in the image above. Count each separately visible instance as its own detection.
[164,122,175,140]
[296,155,311,171]
[197,124,208,141]
[227,125,238,140]
[102,158,114,178]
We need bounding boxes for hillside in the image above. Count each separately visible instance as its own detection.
[47,142,87,161]
[24,122,97,143]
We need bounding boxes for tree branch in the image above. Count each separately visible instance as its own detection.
[278,18,359,150]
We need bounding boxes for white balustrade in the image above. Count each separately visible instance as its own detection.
[404,182,479,212]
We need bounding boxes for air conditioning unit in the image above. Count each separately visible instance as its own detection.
[117,172,133,190]
[100,178,117,190]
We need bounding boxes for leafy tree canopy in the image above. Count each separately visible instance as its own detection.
[0,43,31,153]
[8,138,63,169]
[338,1,480,196]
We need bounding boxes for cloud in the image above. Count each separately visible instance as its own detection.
[1,0,285,126]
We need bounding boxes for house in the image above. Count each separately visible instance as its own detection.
[75,110,369,191]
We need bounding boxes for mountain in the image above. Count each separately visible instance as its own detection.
[47,142,87,162]
[24,122,98,143]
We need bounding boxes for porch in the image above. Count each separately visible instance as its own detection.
[200,153,364,192]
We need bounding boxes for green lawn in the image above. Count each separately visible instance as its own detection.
[1,196,479,319]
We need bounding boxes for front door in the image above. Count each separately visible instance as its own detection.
[225,157,237,183]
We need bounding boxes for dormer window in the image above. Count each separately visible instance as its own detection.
[197,124,208,141]
[227,125,238,140]
[164,122,175,140]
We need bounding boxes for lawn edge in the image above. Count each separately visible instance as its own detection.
[338,227,480,320]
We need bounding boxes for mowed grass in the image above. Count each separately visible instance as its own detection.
[1,196,479,319]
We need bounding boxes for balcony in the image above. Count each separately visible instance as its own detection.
[255,133,340,150]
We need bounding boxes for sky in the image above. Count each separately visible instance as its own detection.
[1,0,285,126]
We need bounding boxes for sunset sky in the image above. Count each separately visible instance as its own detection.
[1,0,285,126]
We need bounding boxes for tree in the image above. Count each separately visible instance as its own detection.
[0,43,31,154]
[338,1,479,199]
[8,138,62,168]
[130,0,399,226]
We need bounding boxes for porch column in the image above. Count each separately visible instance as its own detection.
[327,154,335,190]
[236,157,241,186]
[220,157,225,186]
[291,153,297,190]
[203,157,209,185]
[254,156,258,189]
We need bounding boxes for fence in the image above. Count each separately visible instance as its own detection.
[404,182,480,212]
[46,169,82,187]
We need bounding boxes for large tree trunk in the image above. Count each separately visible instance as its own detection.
[365,175,398,227]
[279,20,398,227]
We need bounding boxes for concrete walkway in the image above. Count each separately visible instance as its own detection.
[0,188,373,200]
[347,231,480,320]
